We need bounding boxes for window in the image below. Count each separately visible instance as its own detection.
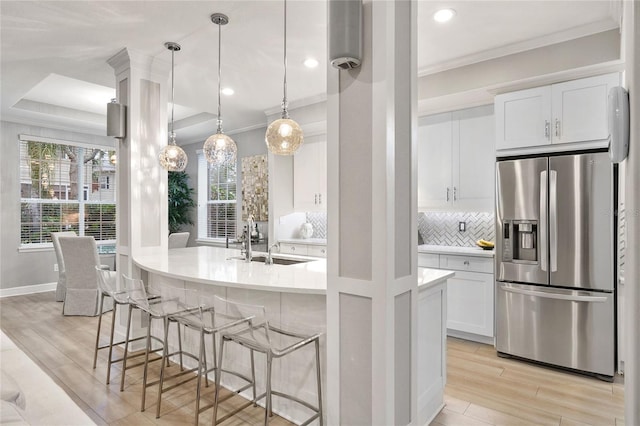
[198,152,237,240]
[19,136,116,246]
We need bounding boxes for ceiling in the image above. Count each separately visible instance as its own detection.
[0,1,619,145]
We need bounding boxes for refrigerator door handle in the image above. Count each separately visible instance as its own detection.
[549,170,558,272]
[540,171,548,272]
[500,284,608,303]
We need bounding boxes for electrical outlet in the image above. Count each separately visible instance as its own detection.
[53,263,59,272]
[458,221,466,232]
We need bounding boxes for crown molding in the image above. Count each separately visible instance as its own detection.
[418,19,619,77]
[486,59,624,94]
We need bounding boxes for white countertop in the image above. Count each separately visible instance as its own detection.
[279,238,327,246]
[134,246,453,295]
[418,267,455,289]
[418,244,495,258]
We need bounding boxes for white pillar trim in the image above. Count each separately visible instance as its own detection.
[623,0,639,423]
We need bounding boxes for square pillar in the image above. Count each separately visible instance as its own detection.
[326,0,419,424]
[108,49,170,276]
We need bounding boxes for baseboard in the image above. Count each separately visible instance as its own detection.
[447,329,495,346]
[0,282,56,298]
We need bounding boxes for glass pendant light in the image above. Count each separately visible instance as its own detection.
[265,0,303,155]
[203,13,237,165]
[159,42,188,172]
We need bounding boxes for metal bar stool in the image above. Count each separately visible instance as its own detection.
[124,275,203,418]
[93,266,152,385]
[212,298,323,426]
[170,293,257,425]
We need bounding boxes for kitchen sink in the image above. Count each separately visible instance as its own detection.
[250,256,311,265]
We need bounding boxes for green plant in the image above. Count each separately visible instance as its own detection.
[168,171,196,234]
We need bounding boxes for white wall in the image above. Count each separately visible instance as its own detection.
[0,121,115,290]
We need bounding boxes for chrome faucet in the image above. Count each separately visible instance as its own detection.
[265,243,280,265]
[244,216,254,262]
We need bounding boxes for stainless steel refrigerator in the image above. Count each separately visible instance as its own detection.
[495,151,616,379]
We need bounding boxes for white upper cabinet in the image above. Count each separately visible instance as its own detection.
[454,106,496,211]
[495,86,551,150]
[417,112,453,210]
[495,73,620,153]
[294,139,327,211]
[418,105,495,212]
[551,73,619,144]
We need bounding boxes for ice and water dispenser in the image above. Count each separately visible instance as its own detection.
[501,220,538,263]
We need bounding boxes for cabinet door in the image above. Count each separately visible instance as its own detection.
[495,86,551,151]
[453,105,495,211]
[446,271,494,337]
[293,140,326,211]
[417,112,453,210]
[551,73,619,144]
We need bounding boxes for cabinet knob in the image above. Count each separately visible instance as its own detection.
[314,194,318,205]
[464,260,470,266]
[446,187,450,202]
[318,193,322,204]
[453,187,457,202]
[554,119,560,137]
[321,249,326,254]
[291,246,295,251]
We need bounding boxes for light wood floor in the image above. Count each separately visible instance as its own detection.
[0,292,626,425]
[435,338,625,426]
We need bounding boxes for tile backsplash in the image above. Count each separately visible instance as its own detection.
[305,212,327,239]
[288,211,494,246]
[418,211,495,247]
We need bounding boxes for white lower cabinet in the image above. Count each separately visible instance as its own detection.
[306,245,327,258]
[419,252,495,343]
[417,280,447,424]
[446,270,494,338]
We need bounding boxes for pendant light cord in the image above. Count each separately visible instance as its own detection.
[170,47,175,138]
[282,0,289,119]
[217,20,223,132]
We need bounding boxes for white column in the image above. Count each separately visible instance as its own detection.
[108,49,170,276]
[623,0,640,423]
[326,1,418,424]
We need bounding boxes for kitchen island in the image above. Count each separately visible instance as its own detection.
[134,246,453,425]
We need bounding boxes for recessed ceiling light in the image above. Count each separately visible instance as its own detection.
[433,8,456,23]
[221,87,234,96]
[304,58,319,68]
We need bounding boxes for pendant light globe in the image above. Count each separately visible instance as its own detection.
[203,131,237,164]
[205,13,237,165]
[265,0,303,155]
[265,117,303,155]
[160,132,188,171]
[159,41,188,172]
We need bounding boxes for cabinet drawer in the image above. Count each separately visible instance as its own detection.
[439,255,493,274]
[307,245,327,258]
[279,243,308,256]
[418,253,440,268]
